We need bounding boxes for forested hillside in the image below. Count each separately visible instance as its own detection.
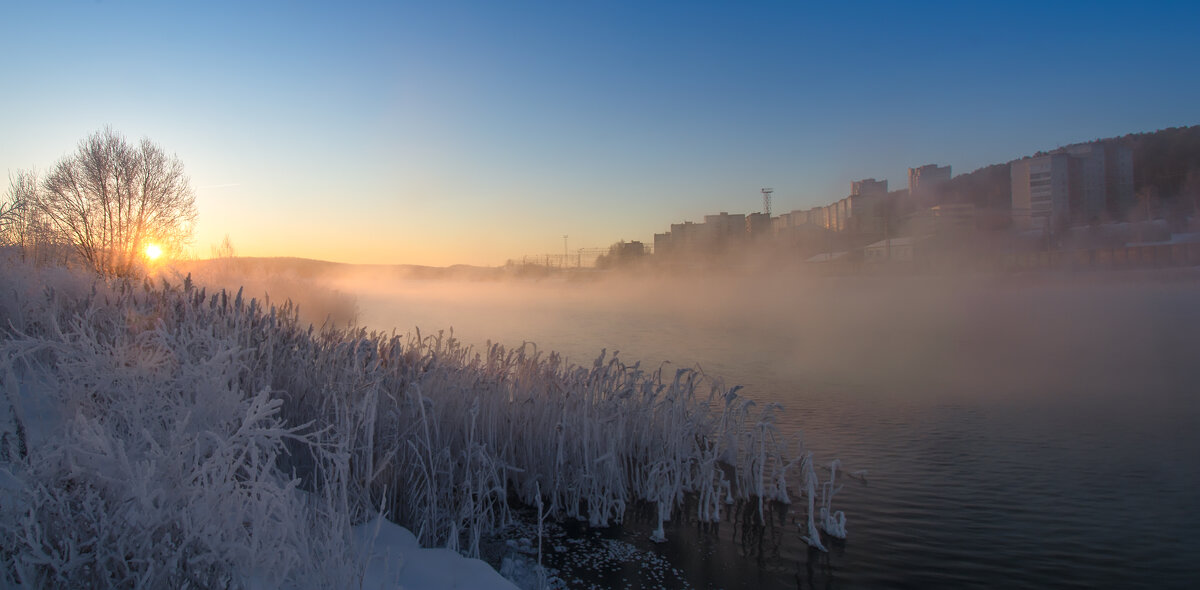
[936,125,1200,215]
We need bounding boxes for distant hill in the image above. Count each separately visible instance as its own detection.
[173,257,505,281]
[937,162,1013,211]
[1115,126,1200,199]
[935,124,1200,213]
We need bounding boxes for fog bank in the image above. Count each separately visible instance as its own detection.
[333,269,1200,410]
[179,258,1200,412]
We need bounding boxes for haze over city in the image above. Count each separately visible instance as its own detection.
[2,0,1198,266]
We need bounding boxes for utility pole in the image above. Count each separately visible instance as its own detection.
[563,235,568,268]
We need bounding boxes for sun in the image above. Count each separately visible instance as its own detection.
[144,243,163,261]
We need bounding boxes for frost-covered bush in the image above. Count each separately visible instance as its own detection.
[1,258,846,586]
[0,263,360,588]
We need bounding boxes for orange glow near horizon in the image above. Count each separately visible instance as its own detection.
[144,243,163,261]
[192,226,539,268]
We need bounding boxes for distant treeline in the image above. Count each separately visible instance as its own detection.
[1122,126,1200,199]
[933,125,1200,212]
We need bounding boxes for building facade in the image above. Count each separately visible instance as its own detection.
[703,212,747,241]
[908,164,951,205]
[746,212,772,237]
[1011,154,1071,231]
[1011,143,1135,230]
[1063,143,1134,221]
[851,178,888,198]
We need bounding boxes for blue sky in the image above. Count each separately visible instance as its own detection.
[2,1,1197,266]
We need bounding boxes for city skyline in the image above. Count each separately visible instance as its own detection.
[2,1,1198,266]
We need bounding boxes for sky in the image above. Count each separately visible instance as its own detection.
[2,0,1198,267]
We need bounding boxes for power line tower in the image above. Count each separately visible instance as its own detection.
[760,188,773,216]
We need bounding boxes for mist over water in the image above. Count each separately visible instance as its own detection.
[215,264,1200,587]
[344,269,1200,409]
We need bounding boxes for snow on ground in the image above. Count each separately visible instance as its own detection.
[352,517,519,590]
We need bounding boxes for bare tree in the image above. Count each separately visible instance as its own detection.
[210,233,238,277]
[2,169,61,263]
[0,189,16,244]
[0,173,29,245]
[33,127,198,277]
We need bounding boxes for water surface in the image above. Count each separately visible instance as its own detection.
[353,271,1200,588]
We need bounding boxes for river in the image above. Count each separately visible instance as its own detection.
[349,269,1200,589]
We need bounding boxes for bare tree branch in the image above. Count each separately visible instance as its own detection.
[32,127,197,277]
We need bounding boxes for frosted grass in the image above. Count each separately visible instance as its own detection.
[0,259,846,587]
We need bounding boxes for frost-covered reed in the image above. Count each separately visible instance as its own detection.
[0,265,364,588]
[0,261,846,587]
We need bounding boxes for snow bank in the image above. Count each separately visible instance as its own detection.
[353,517,518,590]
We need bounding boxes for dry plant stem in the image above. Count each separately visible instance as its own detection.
[0,261,848,588]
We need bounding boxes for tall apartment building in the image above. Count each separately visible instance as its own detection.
[746,212,772,237]
[772,212,792,233]
[703,212,747,240]
[1011,154,1071,230]
[810,206,830,229]
[851,178,888,198]
[661,221,701,253]
[1065,144,1108,221]
[908,164,951,204]
[1063,144,1134,221]
[845,179,889,235]
[653,232,672,255]
[1105,144,1135,217]
[1010,143,1134,230]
